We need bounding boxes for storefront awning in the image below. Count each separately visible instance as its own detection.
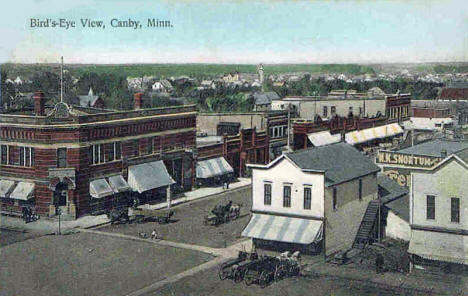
[307,131,341,147]
[346,124,404,145]
[9,182,34,201]
[0,180,16,198]
[128,160,175,194]
[90,179,114,199]
[408,230,468,265]
[196,157,234,179]
[242,213,323,245]
[108,175,131,193]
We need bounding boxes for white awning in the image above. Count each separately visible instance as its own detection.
[128,160,175,194]
[242,213,323,245]
[196,157,234,179]
[90,179,114,199]
[9,182,34,201]
[346,124,404,145]
[307,131,341,147]
[408,230,468,265]
[0,180,15,198]
[108,175,131,193]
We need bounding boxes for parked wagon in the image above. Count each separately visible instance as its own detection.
[218,251,258,282]
[204,200,242,226]
[273,251,302,281]
[244,256,280,288]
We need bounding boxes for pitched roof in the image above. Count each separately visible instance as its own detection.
[252,92,280,105]
[385,194,409,222]
[77,88,101,107]
[378,173,409,204]
[286,142,380,186]
[455,148,468,164]
[397,139,468,157]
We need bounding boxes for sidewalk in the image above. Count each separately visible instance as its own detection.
[0,178,251,234]
[138,178,251,211]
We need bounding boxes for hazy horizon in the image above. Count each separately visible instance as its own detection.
[1,0,466,64]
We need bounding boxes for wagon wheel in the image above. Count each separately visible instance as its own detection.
[233,268,243,283]
[244,271,254,286]
[274,265,286,282]
[259,271,268,289]
[218,268,228,280]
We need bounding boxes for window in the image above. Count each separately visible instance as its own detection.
[358,179,363,201]
[264,183,272,205]
[426,195,435,220]
[331,106,336,115]
[359,107,363,115]
[147,138,154,155]
[134,140,140,156]
[451,197,460,223]
[106,143,114,162]
[323,106,328,117]
[304,187,312,210]
[114,142,121,160]
[332,187,337,210]
[57,148,67,168]
[18,146,33,167]
[1,145,8,165]
[349,106,353,113]
[283,185,291,208]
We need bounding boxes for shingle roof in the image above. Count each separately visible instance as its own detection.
[378,173,409,204]
[385,194,409,222]
[286,142,380,186]
[455,148,468,164]
[397,139,468,157]
[253,92,280,105]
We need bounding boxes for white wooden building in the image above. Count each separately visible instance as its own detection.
[243,142,380,255]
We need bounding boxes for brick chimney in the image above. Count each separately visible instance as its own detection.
[134,92,143,110]
[33,91,45,116]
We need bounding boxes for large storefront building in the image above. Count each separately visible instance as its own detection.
[0,92,196,219]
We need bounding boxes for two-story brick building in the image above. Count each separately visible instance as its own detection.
[0,92,196,219]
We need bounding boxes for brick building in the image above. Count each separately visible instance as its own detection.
[0,92,196,219]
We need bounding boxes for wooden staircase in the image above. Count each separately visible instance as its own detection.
[353,200,379,249]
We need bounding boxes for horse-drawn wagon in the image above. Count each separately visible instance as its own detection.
[203,200,242,226]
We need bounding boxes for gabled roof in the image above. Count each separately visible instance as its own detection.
[252,92,280,105]
[285,142,380,186]
[397,139,468,157]
[378,173,408,204]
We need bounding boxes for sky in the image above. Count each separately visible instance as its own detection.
[0,0,467,64]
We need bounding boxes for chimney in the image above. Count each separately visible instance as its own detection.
[33,91,45,116]
[134,92,143,110]
[441,149,447,158]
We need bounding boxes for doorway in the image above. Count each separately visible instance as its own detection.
[54,182,68,215]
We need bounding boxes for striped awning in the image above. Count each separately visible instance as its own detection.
[196,157,234,179]
[307,131,341,147]
[128,160,175,193]
[241,213,323,245]
[108,175,131,193]
[408,230,468,265]
[345,123,404,145]
[0,180,15,198]
[90,179,114,199]
[9,182,35,201]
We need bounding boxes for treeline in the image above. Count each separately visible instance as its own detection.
[267,76,443,100]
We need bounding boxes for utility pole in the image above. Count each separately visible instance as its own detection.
[60,56,63,103]
[287,107,291,152]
